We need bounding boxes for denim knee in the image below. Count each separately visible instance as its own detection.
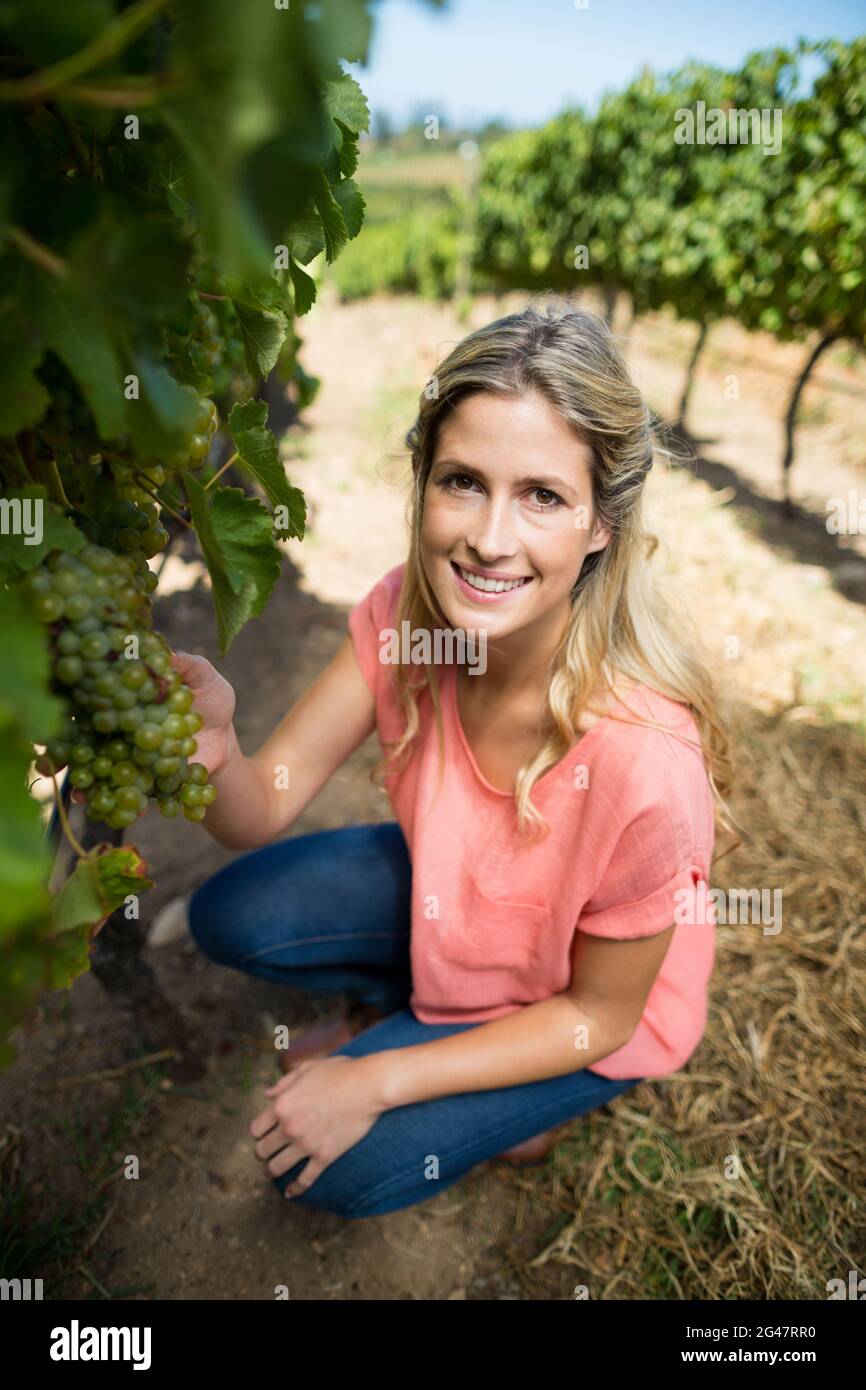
[188,872,244,966]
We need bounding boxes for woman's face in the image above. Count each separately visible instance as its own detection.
[420,389,611,648]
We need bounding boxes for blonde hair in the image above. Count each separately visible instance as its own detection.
[368,296,740,854]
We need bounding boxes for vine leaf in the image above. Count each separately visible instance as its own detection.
[0,330,48,434]
[225,279,290,380]
[228,398,306,541]
[183,476,282,653]
[51,846,153,943]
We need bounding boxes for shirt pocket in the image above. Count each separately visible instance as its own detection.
[435,871,553,1001]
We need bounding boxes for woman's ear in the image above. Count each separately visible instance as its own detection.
[586,519,612,556]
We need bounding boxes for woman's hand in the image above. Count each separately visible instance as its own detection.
[167,650,236,775]
[249,1056,386,1198]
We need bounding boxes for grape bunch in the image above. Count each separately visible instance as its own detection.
[23,544,217,828]
[166,392,219,471]
[92,493,170,561]
[189,303,222,380]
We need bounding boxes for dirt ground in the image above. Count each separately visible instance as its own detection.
[2,287,865,1300]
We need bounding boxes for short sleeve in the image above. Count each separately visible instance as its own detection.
[577,794,697,940]
[347,563,404,698]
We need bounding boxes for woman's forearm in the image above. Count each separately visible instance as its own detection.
[362,994,634,1110]
[200,723,280,850]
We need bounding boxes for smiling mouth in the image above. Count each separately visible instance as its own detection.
[451,560,534,594]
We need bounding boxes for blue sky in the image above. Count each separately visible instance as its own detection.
[346,0,865,131]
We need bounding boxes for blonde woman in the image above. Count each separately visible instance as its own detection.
[179,301,735,1218]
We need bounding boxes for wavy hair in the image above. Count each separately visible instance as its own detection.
[367,296,740,853]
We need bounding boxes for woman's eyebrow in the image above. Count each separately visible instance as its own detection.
[434,458,575,494]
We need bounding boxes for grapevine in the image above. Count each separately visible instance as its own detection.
[0,0,374,1066]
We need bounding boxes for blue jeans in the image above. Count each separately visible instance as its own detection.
[188,822,644,1218]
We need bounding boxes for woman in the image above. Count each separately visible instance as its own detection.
[178,300,736,1220]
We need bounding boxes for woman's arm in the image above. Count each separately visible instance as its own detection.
[172,633,376,851]
[361,924,676,1107]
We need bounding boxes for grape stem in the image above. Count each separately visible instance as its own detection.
[131,470,193,528]
[51,773,87,861]
[0,0,170,102]
[203,452,238,491]
[197,292,229,302]
[46,458,72,510]
[7,225,68,277]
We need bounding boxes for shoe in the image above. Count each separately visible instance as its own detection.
[147,894,192,948]
[493,1122,570,1168]
[278,1003,386,1075]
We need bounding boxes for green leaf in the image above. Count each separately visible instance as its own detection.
[228,399,306,539]
[51,856,104,935]
[0,486,85,580]
[324,73,370,134]
[51,845,152,939]
[226,281,290,380]
[0,737,52,935]
[286,207,326,266]
[0,580,61,740]
[334,119,360,179]
[183,476,282,652]
[332,179,366,240]
[313,171,349,262]
[95,845,153,914]
[288,257,317,315]
[29,268,126,441]
[126,354,200,459]
[0,329,48,433]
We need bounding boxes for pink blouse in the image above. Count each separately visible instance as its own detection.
[348,562,717,1080]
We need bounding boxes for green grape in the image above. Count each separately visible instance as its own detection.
[187,762,209,786]
[162,713,186,739]
[111,760,138,786]
[115,785,144,812]
[56,628,81,654]
[158,797,181,818]
[55,656,84,685]
[89,787,116,817]
[134,724,162,751]
[179,737,197,758]
[168,686,193,713]
[183,804,207,822]
[94,670,120,696]
[35,593,64,622]
[120,662,147,689]
[198,784,217,806]
[132,747,159,766]
[63,593,91,622]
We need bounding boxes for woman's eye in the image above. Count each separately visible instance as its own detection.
[441,473,562,509]
[531,487,562,509]
[446,473,476,493]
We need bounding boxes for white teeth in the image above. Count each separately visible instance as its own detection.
[457,564,529,593]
